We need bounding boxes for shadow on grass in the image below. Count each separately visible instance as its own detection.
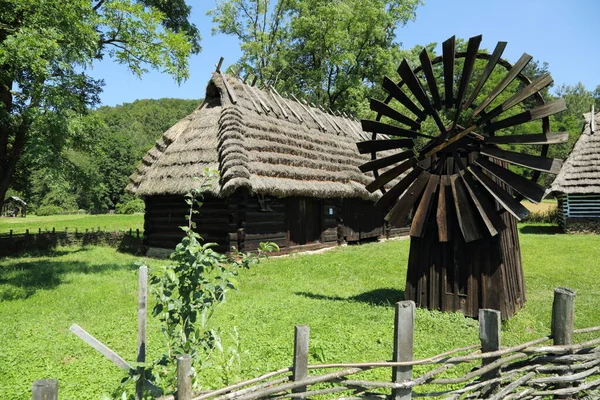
[0,249,137,301]
[519,225,562,235]
[296,288,405,307]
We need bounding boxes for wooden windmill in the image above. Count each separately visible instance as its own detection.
[357,35,566,319]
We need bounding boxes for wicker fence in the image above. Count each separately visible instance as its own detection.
[0,227,145,256]
[33,288,600,400]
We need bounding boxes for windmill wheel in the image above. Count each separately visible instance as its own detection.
[358,35,567,242]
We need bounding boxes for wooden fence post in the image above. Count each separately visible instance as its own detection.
[392,301,414,400]
[177,354,192,400]
[136,266,148,400]
[292,325,310,397]
[551,287,576,398]
[32,379,58,400]
[9,229,12,238]
[552,287,576,345]
[479,309,501,395]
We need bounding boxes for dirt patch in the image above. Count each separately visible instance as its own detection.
[522,200,557,213]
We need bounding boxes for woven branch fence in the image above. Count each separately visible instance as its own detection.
[33,287,600,400]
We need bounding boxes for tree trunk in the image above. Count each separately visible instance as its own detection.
[0,79,27,204]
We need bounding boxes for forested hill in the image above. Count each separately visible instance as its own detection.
[17,98,201,214]
[95,98,201,157]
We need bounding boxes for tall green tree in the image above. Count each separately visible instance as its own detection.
[0,0,201,203]
[209,0,421,113]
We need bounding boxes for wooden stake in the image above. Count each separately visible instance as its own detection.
[552,287,576,346]
[479,309,501,395]
[177,355,192,400]
[32,379,58,400]
[69,324,133,372]
[292,325,310,397]
[392,301,414,400]
[215,57,224,73]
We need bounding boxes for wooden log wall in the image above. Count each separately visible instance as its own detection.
[243,194,288,251]
[145,192,410,254]
[341,199,385,241]
[144,195,232,253]
[558,193,600,233]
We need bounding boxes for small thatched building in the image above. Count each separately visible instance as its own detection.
[1,196,27,217]
[127,73,407,253]
[551,108,600,232]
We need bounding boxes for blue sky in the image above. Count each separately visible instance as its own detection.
[90,0,599,107]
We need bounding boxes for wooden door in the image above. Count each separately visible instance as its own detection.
[287,198,322,246]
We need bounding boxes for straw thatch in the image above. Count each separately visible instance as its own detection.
[127,73,381,201]
[551,111,600,194]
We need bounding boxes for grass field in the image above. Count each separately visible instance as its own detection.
[0,213,144,234]
[1,224,599,399]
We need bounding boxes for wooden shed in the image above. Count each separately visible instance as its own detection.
[1,196,27,217]
[126,73,407,254]
[551,109,600,233]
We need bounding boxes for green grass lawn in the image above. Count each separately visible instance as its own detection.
[0,213,144,234]
[1,224,599,399]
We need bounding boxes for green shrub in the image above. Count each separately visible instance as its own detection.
[36,205,65,216]
[115,198,145,214]
[522,207,559,224]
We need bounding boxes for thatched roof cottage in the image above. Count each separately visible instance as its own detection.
[551,108,600,232]
[127,73,407,254]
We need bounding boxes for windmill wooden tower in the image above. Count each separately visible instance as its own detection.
[357,35,566,319]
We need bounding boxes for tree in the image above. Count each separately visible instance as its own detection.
[0,0,201,203]
[209,0,421,113]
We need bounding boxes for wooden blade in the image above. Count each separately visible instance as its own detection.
[479,74,554,123]
[463,41,507,110]
[375,167,423,211]
[481,145,563,174]
[359,150,413,173]
[385,171,431,226]
[419,48,442,110]
[467,165,530,220]
[459,170,506,236]
[398,59,447,134]
[365,157,419,193]
[356,137,414,154]
[361,119,428,140]
[369,98,420,130]
[442,36,455,109]
[450,174,484,242]
[382,76,427,120]
[436,175,452,242]
[455,35,482,111]
[483,100,567,132]
[475,157,546,204]
[410,174,440,237]
[484,132,569,145]
[473,53,533,117]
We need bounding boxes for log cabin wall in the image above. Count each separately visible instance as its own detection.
[557,193,600,233]
[242,194,288,251]
[144,195,232,253]
[145,192,410,254]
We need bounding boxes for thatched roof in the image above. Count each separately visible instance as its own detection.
[551,110,600,194]
[3,196,26,206]
[127,73,383,200]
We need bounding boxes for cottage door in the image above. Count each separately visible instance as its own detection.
[287,198,322,246]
